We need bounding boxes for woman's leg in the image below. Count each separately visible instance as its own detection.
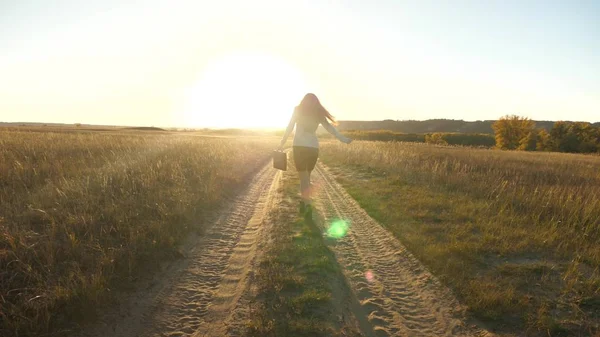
[307,170,313,197]
[299,170,311,203]
[294,146,318,213]
[306,149,318,202]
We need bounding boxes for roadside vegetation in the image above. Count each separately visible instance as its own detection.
[0,130,272,337]
[320,141,600,336]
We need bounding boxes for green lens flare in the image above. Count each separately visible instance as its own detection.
[327,220,349,239]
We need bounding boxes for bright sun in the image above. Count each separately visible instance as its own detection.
[182,51,307,128]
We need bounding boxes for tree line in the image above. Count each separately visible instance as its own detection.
[492,115,600,153]
[325,117,600,153]
[336,119,582,134]
[333,130,496,147]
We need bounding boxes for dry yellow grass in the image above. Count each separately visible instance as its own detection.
[0,130,273,336]
[320,141,600,336]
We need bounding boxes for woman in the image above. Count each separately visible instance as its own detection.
[279,93,352,218]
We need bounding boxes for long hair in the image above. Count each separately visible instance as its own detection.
[295,93,337,125]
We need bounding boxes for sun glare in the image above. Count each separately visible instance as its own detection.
[182,51,307,128]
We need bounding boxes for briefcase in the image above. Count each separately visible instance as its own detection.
[272,150,287,171]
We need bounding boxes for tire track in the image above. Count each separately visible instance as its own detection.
[79,164,280,337]
[313,164,490,337]
[191,164,281,337]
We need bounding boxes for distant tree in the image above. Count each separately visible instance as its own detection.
[549,121,599,153]
[574,123,600,153]
[518,131,538,151]
[594,127,600,153]
[536,129,551,151]
[425,133,448,145]
[492,115,536,150]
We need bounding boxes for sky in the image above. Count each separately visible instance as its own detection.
[1,0,599,128]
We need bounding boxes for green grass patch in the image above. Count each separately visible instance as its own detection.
[246,171,362,337]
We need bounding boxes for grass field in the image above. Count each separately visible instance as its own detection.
[320,141,600,335]
[2,129,599,336]
[0,130,273,336]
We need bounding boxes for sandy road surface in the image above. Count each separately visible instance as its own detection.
[313,164,492,337]
[79,164,281,337]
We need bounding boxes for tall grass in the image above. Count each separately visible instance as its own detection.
[0,130,273,336]
[321,141,600,335]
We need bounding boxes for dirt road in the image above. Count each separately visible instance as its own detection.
[80,164,281,337]
[80,162,490,337]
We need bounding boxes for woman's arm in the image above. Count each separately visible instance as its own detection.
[279,111,297,149]
[321,118,352,144]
